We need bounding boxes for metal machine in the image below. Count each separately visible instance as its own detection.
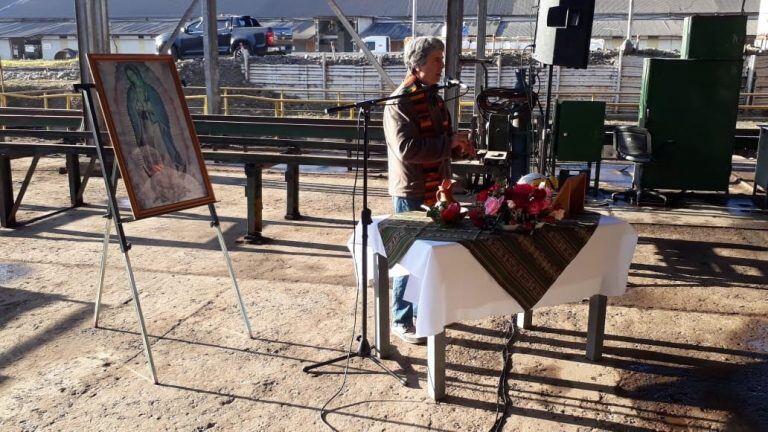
[475,69,536,182]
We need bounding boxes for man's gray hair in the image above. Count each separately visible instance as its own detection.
[403,36,445,71]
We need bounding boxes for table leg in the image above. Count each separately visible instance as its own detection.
[428,330,446,401]
[516,310,533,329]
[374,253,391,359]
[586,294,607,361]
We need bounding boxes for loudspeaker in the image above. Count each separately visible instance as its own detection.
[533,0,596,69]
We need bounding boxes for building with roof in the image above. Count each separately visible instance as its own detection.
[0,0,760,59]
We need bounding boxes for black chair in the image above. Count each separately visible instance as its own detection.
[611,125,667,205]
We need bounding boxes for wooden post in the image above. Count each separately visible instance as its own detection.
[0,156,14,227]
[321,52,327,100]
[244,163,268,243]
[428,330,446,400]
[586,294,607,361]
[374,253,391,359]
[202,0,221,114]
[223,88,229,115]
[284,164,301,219]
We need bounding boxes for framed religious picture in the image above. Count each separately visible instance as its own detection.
[88,54,215,220]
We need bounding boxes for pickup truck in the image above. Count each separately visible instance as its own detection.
[155,15,292,59]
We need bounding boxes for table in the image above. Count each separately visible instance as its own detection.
[349,213,637,400]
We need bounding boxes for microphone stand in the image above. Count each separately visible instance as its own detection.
[302,82,458,381]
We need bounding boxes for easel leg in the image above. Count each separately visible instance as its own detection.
[586,294,607,361]
[211,208,253,338]
[121,252,158,384]
[93,216,112,328]
[374,253,391,359]
[516,310,533,329]
[428,330,446,401]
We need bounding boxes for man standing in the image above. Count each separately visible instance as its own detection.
[383,37,474,344]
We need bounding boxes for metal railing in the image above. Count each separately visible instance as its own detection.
[3,87,768,119]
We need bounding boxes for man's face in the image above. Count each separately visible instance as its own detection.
[414,49,444,86]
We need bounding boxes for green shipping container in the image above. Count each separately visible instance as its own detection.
[638,58,741,192]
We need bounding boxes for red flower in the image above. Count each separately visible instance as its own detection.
[476,189,489,203]
[440,202,461,222]
[512,183,534,196]
[532,188,547,202]
[528,200,547,215]
[468,207,484,228]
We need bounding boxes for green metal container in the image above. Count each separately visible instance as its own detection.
[681,15,747,60]
[638,58,741,191]
[553,100,605,162]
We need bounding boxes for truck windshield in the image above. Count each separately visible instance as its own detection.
[234,17,258,27]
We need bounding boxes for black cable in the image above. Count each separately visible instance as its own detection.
[741,0,747,14]
[443,85,471,103]
[489,316,519,432]
[319,108,365,432]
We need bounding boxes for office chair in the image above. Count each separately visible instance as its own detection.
[611,125,667,205]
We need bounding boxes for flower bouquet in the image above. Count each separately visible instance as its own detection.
[426,201,466,226]
[468,181,564,232]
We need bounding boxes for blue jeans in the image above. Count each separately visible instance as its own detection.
[392,196,422,326]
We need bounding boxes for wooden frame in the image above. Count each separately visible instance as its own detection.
[88,54,215,219]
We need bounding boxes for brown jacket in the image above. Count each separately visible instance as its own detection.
[383,82,453,199]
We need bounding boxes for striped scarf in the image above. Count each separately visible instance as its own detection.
[401,75,453,206]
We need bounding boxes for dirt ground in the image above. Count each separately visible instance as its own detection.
[1,158,767,431]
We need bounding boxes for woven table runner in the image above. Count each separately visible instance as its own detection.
[378,211,601,310]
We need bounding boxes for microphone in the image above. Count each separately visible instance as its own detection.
[444,78,468,90]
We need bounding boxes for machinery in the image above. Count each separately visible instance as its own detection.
[475,69,536,183]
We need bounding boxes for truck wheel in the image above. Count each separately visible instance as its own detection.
[233,44,251,59]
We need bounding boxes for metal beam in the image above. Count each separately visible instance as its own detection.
[159,0,201,55]
[445,0,464,131]
[474,0,487,96]
[325,0,395,90]
[202,0,221,114]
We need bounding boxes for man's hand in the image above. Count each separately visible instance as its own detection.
[451,131,476,158]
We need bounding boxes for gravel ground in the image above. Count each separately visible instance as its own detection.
[0,158,767,431]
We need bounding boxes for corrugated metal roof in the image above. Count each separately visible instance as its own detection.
[0,21,76,38]
[0,0,759,19]
[360,22,444,39]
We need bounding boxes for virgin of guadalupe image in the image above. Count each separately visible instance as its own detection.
[120,63,206,209]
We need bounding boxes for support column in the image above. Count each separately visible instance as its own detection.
[244,163,269,244]
[474,0,487,148]
[445,0,464,131]
[202,0,221,114]
[0,156,14,227]
[284,164,301,220]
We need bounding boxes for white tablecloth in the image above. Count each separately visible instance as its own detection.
[349,214,637,337]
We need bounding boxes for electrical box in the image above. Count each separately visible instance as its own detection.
[681,15,747,60]
[553,100,605,162]
[638,58,741,191]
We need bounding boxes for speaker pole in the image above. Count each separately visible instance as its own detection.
[540,63,555,175]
